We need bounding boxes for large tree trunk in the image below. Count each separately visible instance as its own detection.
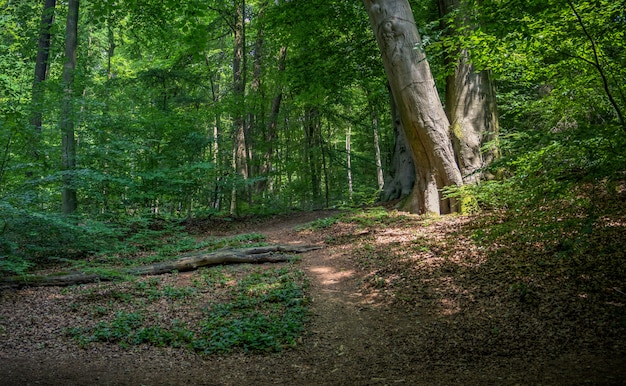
[380,87,415,202]
[439,0,499,183]
[363,0,463,215]
[0,245,320,289]
[61,0,79,214]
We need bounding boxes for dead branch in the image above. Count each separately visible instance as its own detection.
[0,244,321,289]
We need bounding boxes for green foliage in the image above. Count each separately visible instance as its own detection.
[343,207,410,228]
[0,200,124,275]
[67,266,308,354]
[295,215,342,231]
[196,267,308,353]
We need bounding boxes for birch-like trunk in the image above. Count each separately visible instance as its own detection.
[372,114,384,191]
[346,124,353,201]
[363,0,462,214]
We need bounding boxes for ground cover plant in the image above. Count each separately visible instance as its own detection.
[63,264,308,354]
[1,226,308,356]
[1,206,625,384]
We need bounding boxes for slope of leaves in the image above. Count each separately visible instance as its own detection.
[331,201,626,364]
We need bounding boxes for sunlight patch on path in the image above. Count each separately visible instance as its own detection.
[309,266,355,286]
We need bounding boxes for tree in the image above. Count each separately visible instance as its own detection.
[363,0,462,215]
[30,0,57,163]
[60,0,79,214]
[231,0,248,214]
[438,0,499,183]
[380,86,415,202]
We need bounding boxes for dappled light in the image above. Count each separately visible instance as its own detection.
[1,0,625,383]
[309,266,355,286]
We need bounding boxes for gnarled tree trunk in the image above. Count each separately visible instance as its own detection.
[380,87,415,202]
[439,0,499,183]
[363,0,463,215]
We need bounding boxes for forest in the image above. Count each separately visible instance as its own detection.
[1,0,625,384]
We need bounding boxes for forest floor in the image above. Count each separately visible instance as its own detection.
[1,208,625,385]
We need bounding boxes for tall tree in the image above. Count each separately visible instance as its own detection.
[439,0,499,183]
[380,87,415,202]
[231,0,247,214]
[60,0,79,214]
[363,0,462,214]
[30,0,56,162]
[258,45,287,193]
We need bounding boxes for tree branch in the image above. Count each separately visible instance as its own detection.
[567,0,625,131]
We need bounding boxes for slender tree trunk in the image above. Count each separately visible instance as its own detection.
[322,122,330,208]
[248,5,267,196]
[304,107,322,203]
[0,132,14,187]
[260,46,287,192]
[566,0,625,132]
[346,124,353,201]
[363,0,462,214]
[439,0,499,183]
[106,21,115,80]
[30,0,57,164]
[61,0,79,214]
[231,0,247,215]
[371,109,385,191]
[206,46,224,211]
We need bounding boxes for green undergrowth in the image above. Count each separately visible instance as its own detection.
[66,265,309,354]
[93,232,267,267]
[3,232,268,283]
[296,206,414,232]
[0,205,268,276]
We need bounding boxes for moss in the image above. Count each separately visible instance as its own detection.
[451,122,464,141]
[459,193,480,215]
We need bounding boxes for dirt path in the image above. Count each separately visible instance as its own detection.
[1,211,624,385]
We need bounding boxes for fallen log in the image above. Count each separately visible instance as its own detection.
[0,244,321,289]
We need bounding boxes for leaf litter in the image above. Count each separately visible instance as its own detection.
[1,208,625,385]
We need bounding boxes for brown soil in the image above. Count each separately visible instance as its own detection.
[1,210,625,385]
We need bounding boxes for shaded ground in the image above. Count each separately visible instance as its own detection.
[1,209,625,385]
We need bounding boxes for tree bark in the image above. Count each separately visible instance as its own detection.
[372,112,385,191]
[61,0,79,214]
[30,0,57,160]
[363,0,463,215]
[231,0,248,215]
[381,88,415,202]
[346,124,353,201]
[259,46,288,193]
[439,0,499,183]
[0,245,320,289]
[304,107,323,203]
